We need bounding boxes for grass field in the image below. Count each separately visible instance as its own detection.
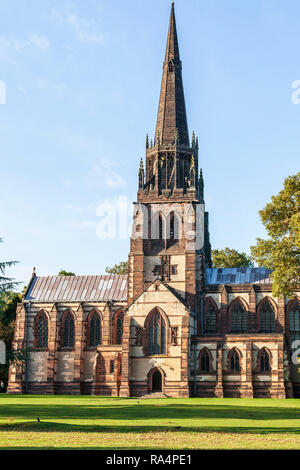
[0,395,300,449]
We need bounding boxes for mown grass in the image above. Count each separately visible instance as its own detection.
[0,395,299,449]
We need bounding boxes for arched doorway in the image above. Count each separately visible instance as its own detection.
[152,369,162,392]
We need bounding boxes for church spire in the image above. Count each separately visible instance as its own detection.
[155,3,189,147]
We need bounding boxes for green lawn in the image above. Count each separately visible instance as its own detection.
[0,395,299,449]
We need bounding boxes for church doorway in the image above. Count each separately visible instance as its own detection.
[152,369,162,392]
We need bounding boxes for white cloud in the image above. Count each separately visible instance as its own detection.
[0,33,50,54]
[36,78,66,95]
[52,9,104,44]
[87,158,126,189]
[28,34,50,51]
[69,221,97,229]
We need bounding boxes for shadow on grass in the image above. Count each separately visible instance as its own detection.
[0,403,300,421]
[0,420,300,435]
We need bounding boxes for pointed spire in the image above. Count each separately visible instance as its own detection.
[164,2,180,63]
[155,3,189,147]
[146,134,149,149]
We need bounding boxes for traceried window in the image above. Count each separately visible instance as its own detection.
[89,311,101,347]
[148,311,166,355]
[158,213,164,240]
[199,348,210,372]
[35,312,48,348]
[289,301,300,345]
[231,300,247,333]
[229,348,240,372]
[259,348,271,373]
[259,299,275,333]
[63,312,75,348]
[169,212,174,239]
[116,315,123,345]
[205,301,217,334]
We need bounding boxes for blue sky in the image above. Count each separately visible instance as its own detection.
[0,0,299,287]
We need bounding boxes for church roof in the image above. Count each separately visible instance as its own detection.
[205,267,272,285]
[25,274,128,303]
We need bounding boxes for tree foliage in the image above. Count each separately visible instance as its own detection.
[105,261,129,275]
[212,247,254,268]
[58,270,75,276]
[251,172,300,298]
[0,238,18,294]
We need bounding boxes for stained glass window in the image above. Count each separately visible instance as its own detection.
[158,214,163,240]
[259,299,275,332]
[116,316,123,345]
[205,303,217,334]
[90,312,101,347]
[260,349,270,372]
[37,314,48,348]
[230,349,240,372]
[200,349,210,372]
[148,312,166,355]
[63,313,75,347]
[231,301,247,332]
[289,303,300,344]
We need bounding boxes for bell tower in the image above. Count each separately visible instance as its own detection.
[128,3,211,313]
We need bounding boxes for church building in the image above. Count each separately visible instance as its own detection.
[8,4,300,398]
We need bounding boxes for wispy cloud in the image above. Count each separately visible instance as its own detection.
[87,158,126,189]
[28,34,50,51]
[69,220,97,229]
[52,9,105,44]
[0,33,50,53]
[36,78,66,96]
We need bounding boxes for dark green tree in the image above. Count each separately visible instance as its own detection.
[212,247,254,268]
[105,261,129,275]
[251,172,300,298]
[58,270,75,276]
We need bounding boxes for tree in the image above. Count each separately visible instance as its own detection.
[251,172,300,298]
[58,270,75,276]
[212,247,254,268]
[0,238,18,294]
[0,291,21,326]
[105,261,128,275]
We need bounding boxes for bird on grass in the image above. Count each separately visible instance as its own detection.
[37,418,40,423]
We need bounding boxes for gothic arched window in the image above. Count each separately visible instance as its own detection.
[89,311,101,347]
[158,213,164,240]
[229,348,241,372]
[259,348,271,373]
[147,311,166,355]
[113,310,124,345]
[169,212,175,240]
[62,312,75,348]
[231,300,247,333]
[198,348,211,372]
[116,315,123,345]
[204,299,217,334]
[35,311,48,348]
[289,300,300,344]
[259,298,275,332]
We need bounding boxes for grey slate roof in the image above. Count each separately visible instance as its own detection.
[24,268,272,303]
[205,267,272,285]
[25,274,128,302]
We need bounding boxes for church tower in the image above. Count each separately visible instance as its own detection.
[128,3,211,314]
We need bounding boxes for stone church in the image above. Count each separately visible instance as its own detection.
[8,4,300,398]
